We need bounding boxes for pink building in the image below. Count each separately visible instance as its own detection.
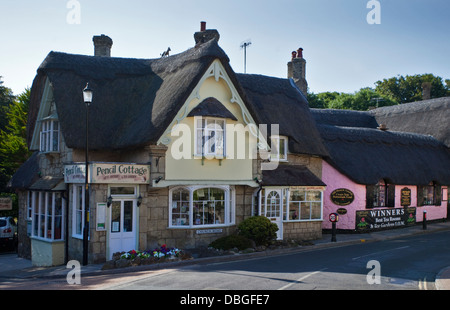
[312,109,449,232]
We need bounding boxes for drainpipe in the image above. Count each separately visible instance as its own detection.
[254,178,262,216]
[64,184,69,265]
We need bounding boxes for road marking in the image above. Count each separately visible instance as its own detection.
[277,268,327,290]
[352,246,410,260]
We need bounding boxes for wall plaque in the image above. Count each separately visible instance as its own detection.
[330,188,355,206]
[400,187,411,206]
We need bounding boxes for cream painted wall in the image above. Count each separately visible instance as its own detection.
[165,72,257,182]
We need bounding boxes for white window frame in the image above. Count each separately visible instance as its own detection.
[31,191,65,241]
[258,187,323,222]
[169,185,235,228]
[270,135,288,162]
[72,184,86,239]
[285,189,323,221]
[194,117,226,158]
[39,119,60,153]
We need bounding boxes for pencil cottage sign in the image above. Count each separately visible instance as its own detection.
[64,163,150,184]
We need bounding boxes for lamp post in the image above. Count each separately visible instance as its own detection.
[82,83,93,266]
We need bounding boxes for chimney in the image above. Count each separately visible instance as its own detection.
[93,34,113,57]
[194,21,220,45]
[422,82,431,100]
[287,47,308,96]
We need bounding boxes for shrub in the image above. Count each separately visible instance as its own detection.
[238,216,278,246]
[209,234,253,251]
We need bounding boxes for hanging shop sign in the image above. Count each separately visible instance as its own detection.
[355,207,416,232]
[64,163,150,184]
[0,197,12,211]
[400,187,411,206]
[64,164,86,183]
[330,188,355,206]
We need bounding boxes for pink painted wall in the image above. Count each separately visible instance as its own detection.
[322,161,448,230]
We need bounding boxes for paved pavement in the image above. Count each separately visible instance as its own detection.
[1,221,449,289]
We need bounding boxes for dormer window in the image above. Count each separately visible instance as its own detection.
[270,135,288,161]
[40,116,59,153]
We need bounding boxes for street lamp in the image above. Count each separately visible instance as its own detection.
[82,83,93,266]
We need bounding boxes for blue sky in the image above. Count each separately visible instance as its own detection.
[1,0,449,95]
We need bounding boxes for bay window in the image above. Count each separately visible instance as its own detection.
[257,187,323,221]
[169,186,234,228]
[31,191,64,241]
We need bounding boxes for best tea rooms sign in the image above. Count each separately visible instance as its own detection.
[65,163,150,184]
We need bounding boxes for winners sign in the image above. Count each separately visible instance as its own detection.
[356,207,416,232]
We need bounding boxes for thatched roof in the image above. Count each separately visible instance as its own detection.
[262,164,326,186]
[237,74,329,157]
[187,97,237,120]
[27,39,245,151]
[369,97,450,147]
[27,38,328,158]
[8,152,40,190]
[312,109,450,185]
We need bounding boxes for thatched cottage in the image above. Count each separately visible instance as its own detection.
[311,108,450,232]
[10,24,329,266]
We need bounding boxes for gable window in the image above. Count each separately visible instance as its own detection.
[169,186,234,228]
[195,117,225,157]
[270,136,288,161]
[366,180,395,208]
[40,118,59,153]
[418,182,441,206]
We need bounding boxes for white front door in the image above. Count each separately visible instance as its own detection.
[108,199,137,259]
[265,190,283,240]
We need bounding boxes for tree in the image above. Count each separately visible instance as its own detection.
[0,76,16,133]
[375,74,448,104]
[308,88,395,111]
[0,87,31,192]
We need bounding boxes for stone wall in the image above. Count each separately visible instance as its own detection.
[283,221,323,241]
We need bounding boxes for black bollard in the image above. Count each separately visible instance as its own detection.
[423,210,427,230]
[331,222,337,242]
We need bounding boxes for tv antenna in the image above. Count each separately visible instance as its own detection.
[240,40,252,74]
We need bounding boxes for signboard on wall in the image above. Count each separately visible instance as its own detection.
[64,163,150,184]
[400,187,411,206]
[356,207,416,232]
[330,188,355,206]
[91,163,150,184]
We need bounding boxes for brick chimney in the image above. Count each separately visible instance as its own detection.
[93,34,113,57]
[287,48,308,96]
[194,21,220,45]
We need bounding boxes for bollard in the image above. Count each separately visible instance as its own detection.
[331,222,337,242]
[423,210,427,230]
